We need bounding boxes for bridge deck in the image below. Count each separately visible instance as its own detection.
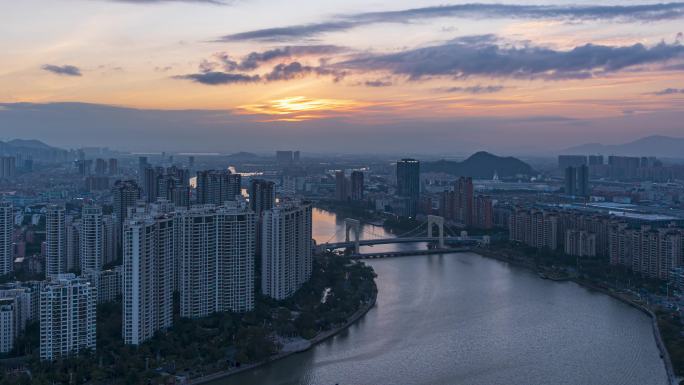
[321,236,484,249]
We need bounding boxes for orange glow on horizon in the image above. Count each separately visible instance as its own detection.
[238,96,367,121]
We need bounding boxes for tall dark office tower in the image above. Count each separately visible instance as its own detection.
[577,165,589,197]
[143,167,161,203]
[76,159,92,176]
[457,177,474,226]
[249,179,276,215]
[608,156,640,179]
[108,158,118,175]
[0,202,13,276]
[188,156,195,168]
[293,151,300,163]
[565,165,589,197]
[350,171,364,201]
[335,171,349,201]
[588,155,604,166]
[565,167,576,196]
[158,174,190,208]
[196,170,241,205]
[94,158,107,175]
[112,180,142,222]
[396,159,420,218]
[138,156,148,182]
[0,157,16,179]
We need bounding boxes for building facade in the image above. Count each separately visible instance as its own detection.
[45,205,66,279]
[261,202,313,300]
[0,202,13,276]
[39,274,96,361]
[80,205,103,273]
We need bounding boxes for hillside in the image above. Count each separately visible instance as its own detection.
[422,151,534,178]
[0,139,68,162]
[564,135,684,158]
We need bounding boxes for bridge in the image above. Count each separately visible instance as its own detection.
[349,247,473,260]
[316,215,489,254]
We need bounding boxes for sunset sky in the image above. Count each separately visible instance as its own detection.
[1,0,684,153]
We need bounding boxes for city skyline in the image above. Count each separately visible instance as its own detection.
[2,0,684,152]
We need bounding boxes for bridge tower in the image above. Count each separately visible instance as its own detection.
[427,215,445,248]
[345,218,361,254]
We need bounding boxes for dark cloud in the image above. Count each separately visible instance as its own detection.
[221,22,356,42]
[176,60,345,85]
[340,39,684,80]
[41,64,82,77]
[438,85,505,94]
[364,80,393,87]
[173,72,260,85]
[221,3,684,41]
[264,62,346,81]
[653,88,684,95]
[201,45,346,73]
[238,45,345,70]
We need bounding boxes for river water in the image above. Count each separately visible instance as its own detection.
[213,208,668,385]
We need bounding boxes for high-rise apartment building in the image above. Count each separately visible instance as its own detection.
[0,157,16,179]
[65,217,80,272]
[396,159,420,218]
[261,201,312,300]
[45,205,66,279]
[179,203,256,319]
[456,177,474,226]
[335,171,350,201]
[564,165,589,197]
[112,180,141,223]
[122,205,175,345]
[39,274,96,361]
[0,202,13,276]
[565,230,597,257]
[249,179,275,215]
[0,298,15,353]
[94,158,107,175]
[196,170,241,205]
[102,215,118,265]
[350,171,364,201]
[138,156,148,183]
[108,158,118,175]
[80,205,103,273]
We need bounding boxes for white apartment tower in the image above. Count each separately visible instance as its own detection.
[80,205,103,273]
[39,274,96,361]
[122,204,174,345]
[179,203,255,319]
[0,298,15,353]
[261,201,313,300]
[45,205,66,279]
[0,202,13,276]
[216,206,256,313]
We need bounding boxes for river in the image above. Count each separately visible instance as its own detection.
[212,208,669,385]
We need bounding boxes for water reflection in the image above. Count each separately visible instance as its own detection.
[212,209,668,385]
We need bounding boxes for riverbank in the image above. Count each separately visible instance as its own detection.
[188,285,378,385]
[477,247,678,385]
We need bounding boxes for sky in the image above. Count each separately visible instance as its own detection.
[1,0,684,154]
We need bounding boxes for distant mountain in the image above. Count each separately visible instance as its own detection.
[0,139,68,162]
[564,135,684,158]
[422,151,534,178]
[226,151,260,160]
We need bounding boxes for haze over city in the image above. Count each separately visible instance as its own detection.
[2,0,684,152]
[3,2,684,385]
